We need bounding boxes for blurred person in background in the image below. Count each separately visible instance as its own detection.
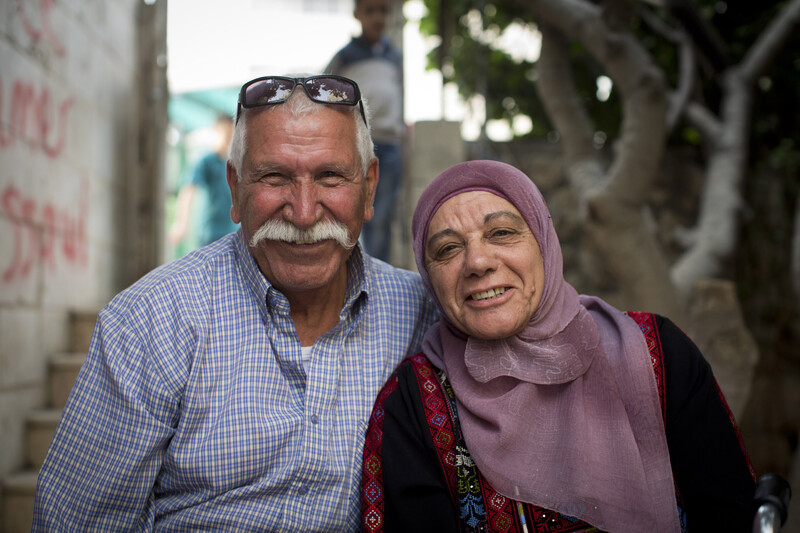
[326,0,404,264]
[169,113,239,250]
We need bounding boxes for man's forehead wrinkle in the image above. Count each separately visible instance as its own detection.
[248,162,281,174]
[245,160,359,180]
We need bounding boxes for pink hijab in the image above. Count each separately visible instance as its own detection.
[412,160,680,533]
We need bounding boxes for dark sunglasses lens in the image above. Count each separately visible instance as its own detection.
[244,78,295,106]
[303,77,357,104]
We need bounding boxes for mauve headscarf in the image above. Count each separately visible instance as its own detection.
[412,160,680,533]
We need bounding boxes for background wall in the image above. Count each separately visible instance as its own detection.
[0,0,166,493]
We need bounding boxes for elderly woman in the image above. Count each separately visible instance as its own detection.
[362,161,756,533]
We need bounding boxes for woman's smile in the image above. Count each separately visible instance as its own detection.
[468,286,510,302]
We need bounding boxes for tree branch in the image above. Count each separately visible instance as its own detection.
[737,0,800,84]
[683,101,722,140]
[664,0,730,71]
[793,192,800,314]
[536,22,603,199]
[522,0,668,206]
[518,0,683,320]
[671,0,800,296]
[637,5,697,133]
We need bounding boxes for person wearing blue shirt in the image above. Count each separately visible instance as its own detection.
[169,113,239,249]
[32,74,437,532]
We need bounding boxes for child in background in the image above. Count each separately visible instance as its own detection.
[326,0,404,264]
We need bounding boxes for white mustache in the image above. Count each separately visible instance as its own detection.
[249,219,356,250]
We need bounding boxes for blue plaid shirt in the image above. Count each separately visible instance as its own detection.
[32,230,437,532]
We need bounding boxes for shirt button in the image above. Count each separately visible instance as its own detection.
[310,414,319,425]
[298,484,309,496]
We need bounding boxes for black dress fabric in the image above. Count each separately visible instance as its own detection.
[369,315,756,533]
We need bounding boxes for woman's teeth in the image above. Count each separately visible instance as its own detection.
[471,287,507,301]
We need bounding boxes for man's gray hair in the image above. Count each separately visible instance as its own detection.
[228,90,375,180]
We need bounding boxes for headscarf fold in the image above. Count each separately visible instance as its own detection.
[413,160,680,533]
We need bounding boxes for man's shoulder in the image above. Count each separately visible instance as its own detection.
[326,40,356,73]
[365,257,425,292]
[363,257,437,321]
[380,36,402,61]
[198,151,222,164]
[193,151,224,176]
[108,236,240,314]
[365,255,431,295]
[328,37,387,69]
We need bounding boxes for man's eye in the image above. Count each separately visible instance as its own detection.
[319,172,346,185]
[259,172,285,183]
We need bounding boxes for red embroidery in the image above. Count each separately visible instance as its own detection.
[362,316,702,532]
[362,371,399,532]
[627,311,667,424]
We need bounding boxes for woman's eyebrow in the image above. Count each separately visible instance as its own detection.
[426,210,526,249]
[426,228,458,248]
[485,211,526,226]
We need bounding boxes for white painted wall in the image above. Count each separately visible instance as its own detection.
[0,0,141,479]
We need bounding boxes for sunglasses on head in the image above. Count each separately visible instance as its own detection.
[235,75,367,126]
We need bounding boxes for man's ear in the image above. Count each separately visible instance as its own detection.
[227,161,241,224]
[363,157,379,222]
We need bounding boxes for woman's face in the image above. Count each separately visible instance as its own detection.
[425,191,545,340]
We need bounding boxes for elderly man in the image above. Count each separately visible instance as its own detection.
[32,75,437,531]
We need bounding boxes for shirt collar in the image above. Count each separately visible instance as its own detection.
[343,243,369,314]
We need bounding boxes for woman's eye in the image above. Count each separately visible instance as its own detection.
[490,228,515,238]
[435,244,460,259]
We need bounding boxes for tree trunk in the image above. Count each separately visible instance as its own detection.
[530,0,686,322]
[671,0,800,296]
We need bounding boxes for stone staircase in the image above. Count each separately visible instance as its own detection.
[1,310,97,533]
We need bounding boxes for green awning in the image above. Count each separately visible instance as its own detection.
[168,87,239,132]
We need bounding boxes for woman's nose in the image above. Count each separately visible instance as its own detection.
[463,241,496,276]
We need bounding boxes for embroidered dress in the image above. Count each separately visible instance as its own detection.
[363,313,755,533]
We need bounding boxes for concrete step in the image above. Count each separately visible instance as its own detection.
[48,353,86,408]
[69,309,99,353]
[25,410,61,471]
[2,470,37,533]
[1,310,97,533]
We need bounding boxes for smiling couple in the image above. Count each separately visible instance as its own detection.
[33,74,754,533]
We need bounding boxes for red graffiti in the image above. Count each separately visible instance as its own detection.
[1,183,88,284]
[0,76,74,159]
[17,0,65,57]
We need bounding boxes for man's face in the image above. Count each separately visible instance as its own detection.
[354,0,389,44]
[227,104,378,301]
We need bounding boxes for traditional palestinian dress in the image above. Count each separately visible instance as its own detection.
[362,161,756,533]
[362,313,756,532]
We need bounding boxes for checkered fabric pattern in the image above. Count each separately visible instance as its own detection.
[32,230,437,532]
